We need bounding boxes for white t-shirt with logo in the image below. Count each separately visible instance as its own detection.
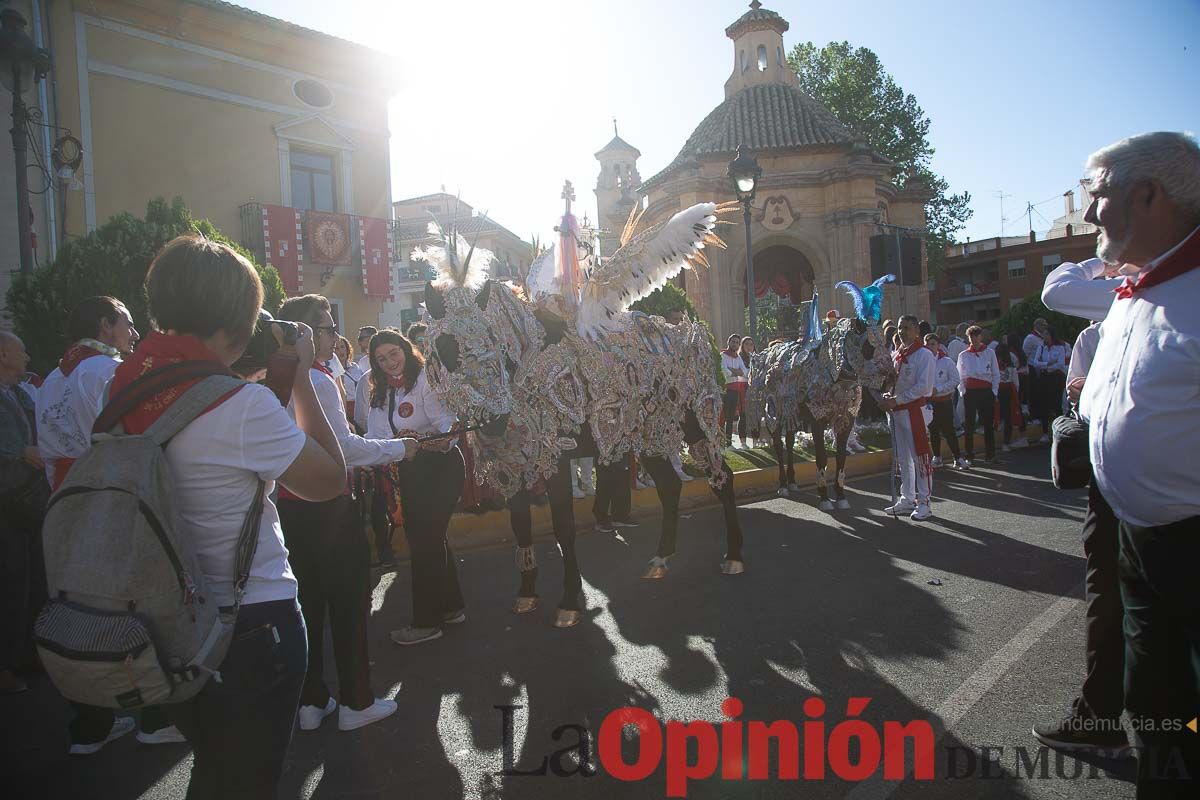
[164,382,306,607]
[36,355,120,483]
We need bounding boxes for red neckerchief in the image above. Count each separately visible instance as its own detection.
[312,360,333,377]
[967,344,986,354]
[1115,226,1200,300]
[387,374,409,391]
[893,340,923,366]
[108,331,240,435]
[60,344,106,377]
[936,346,947,358]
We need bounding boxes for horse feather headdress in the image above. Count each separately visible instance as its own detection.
[576,201,739,339]
[834,274,896,324]
[411,208,494,290]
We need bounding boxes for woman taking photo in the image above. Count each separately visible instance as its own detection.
[112,235,346,798]
[365,329,466,646]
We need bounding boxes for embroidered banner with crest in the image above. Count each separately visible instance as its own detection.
[262,204,303,294]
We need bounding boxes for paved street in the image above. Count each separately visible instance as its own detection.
[4,449,1140,799]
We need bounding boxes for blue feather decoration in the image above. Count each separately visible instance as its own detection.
[835,280,866,320]
[861,274,896,323]
[798,292,823,349]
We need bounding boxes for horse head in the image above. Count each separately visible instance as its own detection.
[833,276,899,392]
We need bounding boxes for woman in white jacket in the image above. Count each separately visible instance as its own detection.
[1031,328,1071,429]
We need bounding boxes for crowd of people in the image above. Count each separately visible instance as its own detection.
[1,130,1197,798]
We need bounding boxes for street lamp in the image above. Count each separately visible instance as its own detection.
[728,144,762,341]
[0,8,51,274]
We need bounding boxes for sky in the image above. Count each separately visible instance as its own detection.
[245,0,1200,245]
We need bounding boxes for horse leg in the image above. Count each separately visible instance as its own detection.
[508,488,540,614]
[833,426,852,510]
[684,410,745,575]
[772,426,788,495]
[786,430,798,490]
[635,455,679,580]
[546,458,583,627]
[813,421,834,511]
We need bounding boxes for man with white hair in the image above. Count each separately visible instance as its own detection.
[1074,131,1200,797]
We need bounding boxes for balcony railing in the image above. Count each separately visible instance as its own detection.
[939,281,999,303]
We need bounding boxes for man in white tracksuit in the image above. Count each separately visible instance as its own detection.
[880,315,937,520]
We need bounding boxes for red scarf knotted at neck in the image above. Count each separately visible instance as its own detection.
[60,344,107,377]
[967,344,986,354]
[891,340,933,477]
[1114,226,1200,299]
[108,331,241,435]
[312,360,333,377]
[893,340,924,366]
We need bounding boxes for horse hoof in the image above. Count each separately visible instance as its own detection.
[818,500,834,512]
[554,609,581,628]
[642,565,668,580]
[720,559,745,575]
[835,499,851,510]
[776,487,789,497]
[512,597,539,614]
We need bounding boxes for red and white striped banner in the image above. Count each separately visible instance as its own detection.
[359,216,393,300]
[262,204,303,294]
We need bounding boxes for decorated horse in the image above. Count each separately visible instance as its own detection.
[745,276,897,509]
[416,199,745,627]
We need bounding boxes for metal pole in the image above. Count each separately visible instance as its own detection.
[744,199,756,341]
[10,65,34,274]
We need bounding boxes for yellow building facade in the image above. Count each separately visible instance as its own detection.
[2,0,399,333]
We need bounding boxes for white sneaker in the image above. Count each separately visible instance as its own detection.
[1011,439,1028,449]
[1001,444,1011,453]
[135,724,186,745]
[956,458,971,469]
[338,697,398,732]
[884,501,916,516]
[676,471,694,482]
[910,504,933,521]
[298,697,338,731]
[70,717,135,755]
[572,486,585,499]
[1037,434,1050,444]
[931,456,944,468]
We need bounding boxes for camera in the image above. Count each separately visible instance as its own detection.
[232,310,301,405]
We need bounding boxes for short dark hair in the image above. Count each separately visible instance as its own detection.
[898,314,920,329]
[405,322,428,341]
[277,294,331,329]
[918,320,932,337]
[357,326,378,340]
[145,235,262,347]
[67,296,124,342]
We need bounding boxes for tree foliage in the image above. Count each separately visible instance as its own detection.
[787,41,973,274]
[7,197,284,375]
[990,294,1088,346]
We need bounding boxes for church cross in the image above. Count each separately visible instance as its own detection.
[562,180,575,215]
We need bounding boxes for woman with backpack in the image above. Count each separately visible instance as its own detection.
[110,236,346,798]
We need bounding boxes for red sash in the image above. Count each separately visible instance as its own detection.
[894,397,933,477]
[1114,226,1200,299]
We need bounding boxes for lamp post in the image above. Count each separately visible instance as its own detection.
[728,144,762,342]
[0,8,51,274]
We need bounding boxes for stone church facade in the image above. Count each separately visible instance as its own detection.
[595,2,931,342]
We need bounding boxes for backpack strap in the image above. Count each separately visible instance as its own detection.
[231,479,267,612]
[142,375,247,447]
[93,360,232,435]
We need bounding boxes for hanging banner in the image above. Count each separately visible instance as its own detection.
[262,204,303,294]
[306,211,353,265]
[359,216,393,300]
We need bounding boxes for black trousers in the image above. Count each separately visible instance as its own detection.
[279,494,372,710]
[1027,369,1043,428]
[1076,483,1124,723]
[962,387,995,460]
[593,457,632,524]
[723,388,746,441]
[1041,371,1067,430]
[1119,513,1200,797]
[928,397,960,460]
[395,448,465,628]
[997,384,1015,446]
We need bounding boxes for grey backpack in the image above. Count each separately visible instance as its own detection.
[35,362,264,708]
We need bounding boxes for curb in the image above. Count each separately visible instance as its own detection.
[379,423,1047,559]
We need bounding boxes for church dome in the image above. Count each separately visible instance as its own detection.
[639,83,861,191]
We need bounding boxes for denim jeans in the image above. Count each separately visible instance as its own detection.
[169,598,307,800]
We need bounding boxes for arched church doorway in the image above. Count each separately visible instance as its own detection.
[744,245,815,340]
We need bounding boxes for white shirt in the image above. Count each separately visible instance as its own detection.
[945,337,967,364]
[957,347,1000,396]
[1041,258,1124,322]
[164,383,306,606]
[1067,322,1101,385]
[932,353,959,399]
[340,360,365,402]
[353,370,371,431]
[721,352,748,385]
[35,355,119,484]
[1080,226,1200,527]
[354,353,372,374]
[365,370,456,440]
[1021,333,1045,368]
[891,346,936,406]
[996,351,1019,385]
[288,367,406,468]
[1032,342,1070,375]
